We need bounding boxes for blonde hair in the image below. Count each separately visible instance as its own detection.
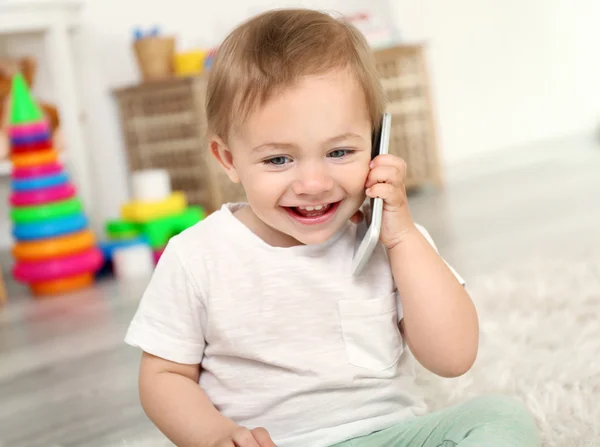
[205,8,385,143]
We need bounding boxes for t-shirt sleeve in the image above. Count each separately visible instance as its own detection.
[124,238,207,365]
[395,224,466,321]
[415,223,466,286]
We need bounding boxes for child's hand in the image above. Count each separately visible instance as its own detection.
[365,154,416,249]
[212,426,277,447]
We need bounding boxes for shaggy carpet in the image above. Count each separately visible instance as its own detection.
[416,249,600,447]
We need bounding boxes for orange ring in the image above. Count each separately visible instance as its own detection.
[11,149,59,168]
[31,273,94,297]
[12,229,96,261]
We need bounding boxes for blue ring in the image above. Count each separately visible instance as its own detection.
[13,213,88,241]
[11,131,52,146]
[11,173,68,192]
[98,237,148,260]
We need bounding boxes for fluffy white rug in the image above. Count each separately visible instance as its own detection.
[416,251,600,447]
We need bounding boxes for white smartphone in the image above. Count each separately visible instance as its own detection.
[352,112,391,276]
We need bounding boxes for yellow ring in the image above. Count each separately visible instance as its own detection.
[12,229,96,261]
[11,150,59,168]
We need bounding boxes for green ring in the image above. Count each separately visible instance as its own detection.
[106,219,141,239]
[108,229,141,240]
[11,197,83,224]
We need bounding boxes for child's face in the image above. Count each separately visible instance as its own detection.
[218,68,372,246]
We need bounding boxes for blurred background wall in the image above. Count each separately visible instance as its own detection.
[0,0,599,249]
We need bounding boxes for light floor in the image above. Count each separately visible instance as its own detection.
[1,135,599,446]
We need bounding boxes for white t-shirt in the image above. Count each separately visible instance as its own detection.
[125,203,464,447]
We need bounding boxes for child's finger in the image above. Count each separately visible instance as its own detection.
[232,427,261,447]
[371,154,407,174]
[251,428,277,447]
[366,183,396,201]
[365,165,403,188]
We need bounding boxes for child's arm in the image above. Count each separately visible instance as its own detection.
[139,352,234,446]
[365,154,479,378]
[387,228,478,377]
[139,353,276,447]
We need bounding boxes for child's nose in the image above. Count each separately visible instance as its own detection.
[291,163,334,196]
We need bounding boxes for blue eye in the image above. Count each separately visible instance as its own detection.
[263,156,291,166]
[328,149,354,159]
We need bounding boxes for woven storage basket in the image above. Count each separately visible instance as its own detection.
[113,76,246,213]
[374,44,442,189]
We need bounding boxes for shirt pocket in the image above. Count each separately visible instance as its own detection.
[338,293,403,371]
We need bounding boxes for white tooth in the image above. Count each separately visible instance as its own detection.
[314,205,323,210]
[305,206,315,211]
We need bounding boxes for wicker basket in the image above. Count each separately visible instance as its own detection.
[374,44,443,189]
[113,77,246,213]
[133,36,176,82]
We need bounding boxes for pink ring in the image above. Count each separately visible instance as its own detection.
[9,121,50,139]
[10,183,76,206]
[13,247,104,283]
[12,162,63,179]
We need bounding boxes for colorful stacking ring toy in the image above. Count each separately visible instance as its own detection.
[12,229,95,261]
[9,121,49,139]
[11,197,82,224]
[31,273,94,297]
[10,140,53,154]
[11,149,58,168]
[12,161,63,179]
[98,236,147,260]
[12,213,88,241]
[106,220,141,240]
[11,172,68,192]
[11,130,52,147]
[13,247,104,283]
[10,184,76,206]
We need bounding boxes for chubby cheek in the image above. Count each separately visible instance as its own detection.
[343,161,371,197]
[239,169,284,208]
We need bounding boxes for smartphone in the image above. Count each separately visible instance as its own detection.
[351,112,391,276]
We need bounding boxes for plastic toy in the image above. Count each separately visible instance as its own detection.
[7,73,103,297]
[101,169,205,269]
[10,149,58,167]
[9,120,49,138]
[11,172,68,191]
[141,206,205,249]
[31,273,93,296]
[13,248,104,282]
[11,197,82,223]
[112,244,155,279]
[121,191,186,222]
[10,140,53,154]
[106,220,141,240]
[13,213,88,241]
[13,229,95,261]
[12,161,63,179]
[98,236,148,260]
[10,183,76,206]
[11,131,52,146]
[131,169,171,202]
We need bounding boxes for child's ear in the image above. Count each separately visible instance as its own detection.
[210,137,240,183]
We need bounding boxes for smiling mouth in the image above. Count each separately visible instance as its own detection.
[283,201,341,225]
[291,203,333,217]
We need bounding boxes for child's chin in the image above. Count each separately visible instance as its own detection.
[294,226,342,246]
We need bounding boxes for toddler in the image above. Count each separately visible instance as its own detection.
[125,8,540,447]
